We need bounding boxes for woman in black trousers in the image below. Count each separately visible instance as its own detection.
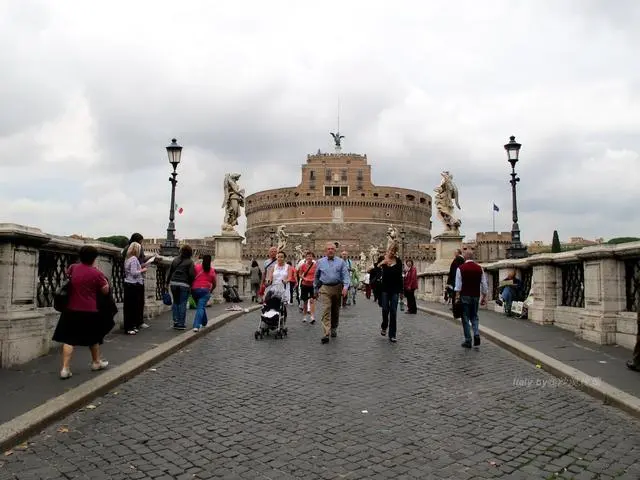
[378,251,404,343]
[123,242,147,335]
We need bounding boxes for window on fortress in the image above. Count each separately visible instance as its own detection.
[341,169,347,181]
[325,169,332,181]
[357,170,363,180]
[324,186,348,196]
[310,170,315,180]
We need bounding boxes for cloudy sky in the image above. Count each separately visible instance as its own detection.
[2,0,639,244]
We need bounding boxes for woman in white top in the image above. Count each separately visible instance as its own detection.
[266,251,291,304]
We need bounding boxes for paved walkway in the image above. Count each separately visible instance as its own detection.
[419,301,640,399]
[1,298,639,479]
[0,304,235,424]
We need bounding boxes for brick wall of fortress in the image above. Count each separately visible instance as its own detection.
[243,185,433,259]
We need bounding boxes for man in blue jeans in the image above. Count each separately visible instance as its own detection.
[454,249,488,348]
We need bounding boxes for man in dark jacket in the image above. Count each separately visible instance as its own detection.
[445,249,465,303]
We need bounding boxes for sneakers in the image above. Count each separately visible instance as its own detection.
[91,359,109,371]
[302,316,308,323]
[139,323,150,329]
[173,324,186,330]
[321,336,330,344]
[309,316,315,325]
[380,329,387,337]
[193,327,201,332]
[126,330,137,335]
[389,337,397,343]
[330,329,337,338]
[60,368,72,380]
[474,335,481,346]
[461,341,472,349]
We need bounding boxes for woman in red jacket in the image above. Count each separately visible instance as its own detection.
[403,259,418,314]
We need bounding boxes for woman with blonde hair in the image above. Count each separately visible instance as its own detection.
[123,241,147,335]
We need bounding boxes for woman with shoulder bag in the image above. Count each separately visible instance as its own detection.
[52,246,111,379]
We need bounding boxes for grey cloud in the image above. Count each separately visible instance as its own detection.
[2,1,640,243]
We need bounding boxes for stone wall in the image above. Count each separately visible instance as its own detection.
[0,223,251,368]
[416,241,640,350]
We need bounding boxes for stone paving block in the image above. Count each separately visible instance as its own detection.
[0,301,639,478]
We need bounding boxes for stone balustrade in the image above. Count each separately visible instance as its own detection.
[416,242,640,350]
[0,224,251,368]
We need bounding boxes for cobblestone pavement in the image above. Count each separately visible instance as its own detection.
[1,299,639,479]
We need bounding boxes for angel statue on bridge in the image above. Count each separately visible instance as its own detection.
[368,245,379,266]
[276,225,288,253]
[434,171,462,234]
[222,173,245,233]
[386,225,399,256]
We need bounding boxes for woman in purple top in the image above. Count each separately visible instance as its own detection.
[123,242,147,335]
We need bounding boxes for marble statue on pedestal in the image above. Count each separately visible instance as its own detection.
[358,251,367,272]
[434,171,462,234]
[368,245,379,266]
[386,225,399,255]
[221,173,245,233]
[294,244,304,264]
[276,225,288,253]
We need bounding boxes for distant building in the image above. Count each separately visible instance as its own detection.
[473,232,511,263]
[142,238,215,258]
[243,149,434,261]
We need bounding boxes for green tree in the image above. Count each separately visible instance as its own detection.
[97,235,129,248]
[551,230,561,253]
[607,237,640,245]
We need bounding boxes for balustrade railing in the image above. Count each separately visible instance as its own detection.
[520,268,533,299]
[37,250,78,308]
[155,264,167,300]
[624,258,640,312]
[490,270,499,300]
[111,258,125,303]
[561,262,584,308]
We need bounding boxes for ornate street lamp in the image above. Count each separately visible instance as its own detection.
[269,228,276,246]
[160,138,183,257]
[504,136,528,259]
[400,228,406,259]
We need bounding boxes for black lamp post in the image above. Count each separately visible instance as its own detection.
[269,229,276,246]
[160,138,183,257]
[504,136,528,259]
[400,228,406,259]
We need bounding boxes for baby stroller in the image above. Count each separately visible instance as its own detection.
[254,283,288,340]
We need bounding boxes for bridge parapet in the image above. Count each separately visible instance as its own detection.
[416,242,640,349]
[0,224,250,368]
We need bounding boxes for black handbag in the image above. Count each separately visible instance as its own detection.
[53,278,71,312]
[452,300,463,319]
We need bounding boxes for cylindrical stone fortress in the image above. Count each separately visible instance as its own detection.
[243,152,433,260]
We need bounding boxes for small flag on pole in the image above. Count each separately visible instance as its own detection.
[493,204,500,212]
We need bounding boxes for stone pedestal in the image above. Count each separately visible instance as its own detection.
[425,233,464,272]
[212,232,247,273]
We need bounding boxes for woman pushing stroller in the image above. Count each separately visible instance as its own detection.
[255,251,291,339]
